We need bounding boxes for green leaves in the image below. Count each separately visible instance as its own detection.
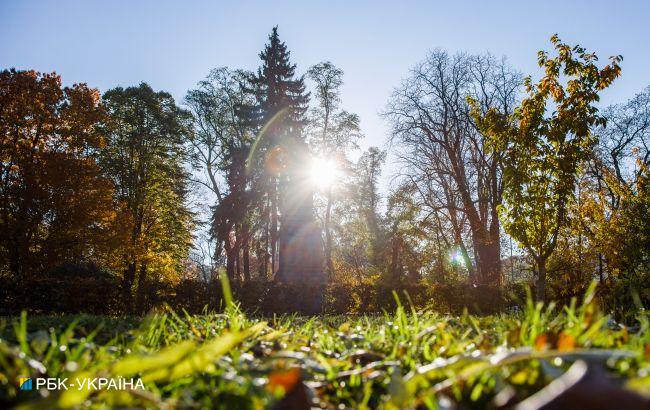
[470,35,622,299]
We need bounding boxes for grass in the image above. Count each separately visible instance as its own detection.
[0,287,649,409]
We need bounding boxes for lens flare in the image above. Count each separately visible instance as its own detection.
[310,157,339,189]
[450,249,465,266]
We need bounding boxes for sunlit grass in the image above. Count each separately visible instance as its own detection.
[0,288,648,409]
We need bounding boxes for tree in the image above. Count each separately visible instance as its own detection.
[306,61,362,276]
[0,69,116,279]
[101,83,194,313]
[242,27,325,286]
[385,184,431,283]
[185,67,258,281]
[577,86,650,301]
[472,35,622,300]
[352,147,386,269]
[592,85,650,207]
[385,52,520,286]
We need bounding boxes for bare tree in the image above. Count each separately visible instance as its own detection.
[384,51,521,285]
[593,85,650,205]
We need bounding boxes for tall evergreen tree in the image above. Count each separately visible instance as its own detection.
[242,27,325,296]
[242,26,309,142]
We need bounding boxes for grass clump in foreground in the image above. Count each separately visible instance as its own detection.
[0,286,649,409]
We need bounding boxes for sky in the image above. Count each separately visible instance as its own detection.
[2,0,649,187]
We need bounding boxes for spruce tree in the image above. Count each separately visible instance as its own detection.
[244,26,309,143]
[243,27,325,304]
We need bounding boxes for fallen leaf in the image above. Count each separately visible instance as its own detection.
[556,332,575,352]
[268,368,301,394]
[535,333,549,351]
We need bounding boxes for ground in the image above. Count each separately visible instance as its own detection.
[1,292,649,409]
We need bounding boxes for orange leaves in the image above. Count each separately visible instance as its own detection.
[0,68,116,278]
[534,333,549,351]
[267,367,313,409]
[557,332,576,351]
[534,331,576,352]
[267,367,301,394]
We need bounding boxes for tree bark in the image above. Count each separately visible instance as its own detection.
[224,240,236,281]
[270,180,278,276]
[122,261,136,314]
[536,259,547,301]
[261,196,270,278]
[242,221,251,281]
[135,263,147,313]
[235,232,241,282]
[8,241,24,280]
[598,253,604,282]
[450,151,502,285]
[389,232,401,282]
[324,185,334,276]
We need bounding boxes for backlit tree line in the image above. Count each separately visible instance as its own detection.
[1,29,648,314]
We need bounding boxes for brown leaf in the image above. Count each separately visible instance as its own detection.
[269,368,313,410]
[556,332,575,352]
[268,368,301,394]
[535,333,550,351]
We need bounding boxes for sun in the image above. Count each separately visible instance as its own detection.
[310,157,339,189]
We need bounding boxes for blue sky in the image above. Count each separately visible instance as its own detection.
[2,0,649,179]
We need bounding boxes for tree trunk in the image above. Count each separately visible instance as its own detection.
[235,236,241,282]
[390,234,401,282]
[242,222,251,281]
[270,181,278,275]
[450,154,502,286]
[122,261,136,314]
[324,185,334,276]
[598,253,604,282]
[476,239,502,286]
[276,146,326,286]
[536,259,547,301]
[135,263,147,313]
[8,242,24,279]
[243,246,250,281]
[262,196,270,278]
[224,240,236,281]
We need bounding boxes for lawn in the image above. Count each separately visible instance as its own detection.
[1,289,649,409]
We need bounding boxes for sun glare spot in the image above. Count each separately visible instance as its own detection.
[450,249,465,266]
[310,157,339,189]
